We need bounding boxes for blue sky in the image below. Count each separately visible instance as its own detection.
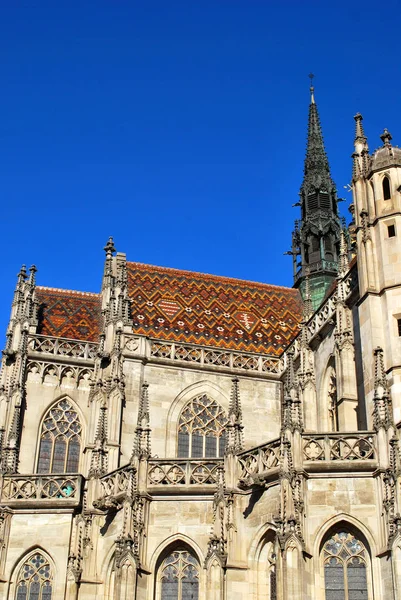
[1,1,400,336]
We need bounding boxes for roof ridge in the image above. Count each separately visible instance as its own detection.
[37,286,100,298]
[127,261,298,293]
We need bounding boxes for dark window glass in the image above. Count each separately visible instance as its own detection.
[191,433,203,458]
[52,438,66,473]
[383,176,391,200]
[398,319,401,337]
[347,560,368,600]
[28,581,40,600]
[388,224,396,238]
[42,584,52,600]
[270,569,277,600]
[66,437,80,472]
[16,583,27,600]
[177,433,190,458]
[37,437,52,473]
[205,435,216,457]
[219,433,226,458]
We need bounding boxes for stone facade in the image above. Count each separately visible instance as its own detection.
[1,101,401,600]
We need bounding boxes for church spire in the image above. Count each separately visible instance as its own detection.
[291,76,342,311]
[301,76,335,199]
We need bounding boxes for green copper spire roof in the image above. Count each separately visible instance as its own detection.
[289,77,343,311]
[301,81,336,199]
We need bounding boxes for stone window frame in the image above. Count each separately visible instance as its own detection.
[35,396,83,474]
[320,527,373,600]
[176,394,227,458]
[155,543,201,600]
[10,549,55,600]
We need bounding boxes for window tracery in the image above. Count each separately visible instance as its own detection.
[177,395,227,458]
[323,531,369,600]
[37,398,81,473]
[159,550,199,600]
[15,552,53,600]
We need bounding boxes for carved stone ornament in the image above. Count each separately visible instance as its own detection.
[124,338,139,353]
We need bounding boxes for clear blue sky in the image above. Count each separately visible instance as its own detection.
[1,1,400,337]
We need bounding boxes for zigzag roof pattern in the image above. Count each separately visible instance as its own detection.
[36,287,102,342]
[127,262,303,356]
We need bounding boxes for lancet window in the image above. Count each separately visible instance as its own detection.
[323,531,369,600]
[383,176,391,200]
[15,552,53,600]
[37,399,82,473]
[159,549,199,600]
[177,395,227,458]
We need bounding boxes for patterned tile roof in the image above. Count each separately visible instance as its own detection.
[36,287,101,342]
[127,263,303,356]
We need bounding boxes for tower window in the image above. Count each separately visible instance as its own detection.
[388,224,396,238]
[383,176,391,200]
[397,319,401,337]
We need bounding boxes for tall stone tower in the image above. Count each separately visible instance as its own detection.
[291,79,342,309]
[352,114,401,425]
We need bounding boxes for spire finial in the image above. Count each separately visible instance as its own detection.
[309,73,315,104]
[380,128,392,147]
[104,236,116,258]
[354,113,366,142]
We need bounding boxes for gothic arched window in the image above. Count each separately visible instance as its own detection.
[323,531,369,600]
[15,552,53,600]
[37,398,82,473]
[177,395,227,458]
[159,549,199,600]
[383,176,391,200]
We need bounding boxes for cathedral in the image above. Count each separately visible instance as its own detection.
[0,82,401,600]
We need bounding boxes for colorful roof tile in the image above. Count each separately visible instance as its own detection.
[36,287,101,342]
[127,263,303,355]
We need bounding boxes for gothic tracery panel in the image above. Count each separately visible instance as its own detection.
[177,395,227,458]
[323,531,369,600]
[15,552,53,600]
[159,550,199,600]
[37,399,82,473]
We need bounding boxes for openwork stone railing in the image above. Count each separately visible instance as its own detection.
[0,474,82,506]
[237,438,281,484]
[149,341,281,375]
[303,433,376,462]
[28,335,98,361]
[100,465,133,498]
[147,458,223,487]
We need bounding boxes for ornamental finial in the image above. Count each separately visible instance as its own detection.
[309,73,315,104]
[104,236,116,258]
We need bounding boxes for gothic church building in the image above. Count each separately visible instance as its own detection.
[1,86,401,600]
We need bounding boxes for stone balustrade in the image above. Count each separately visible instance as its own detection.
[303,432,376,462]
[147,458,223,487]
[237,438,281,487]
[28,334,98,361]
[148,341,281,375]
[100,465,134,498]
[0,474,82,507]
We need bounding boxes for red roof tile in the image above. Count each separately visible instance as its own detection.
[127,263,303,356]
[36,287,101,342]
